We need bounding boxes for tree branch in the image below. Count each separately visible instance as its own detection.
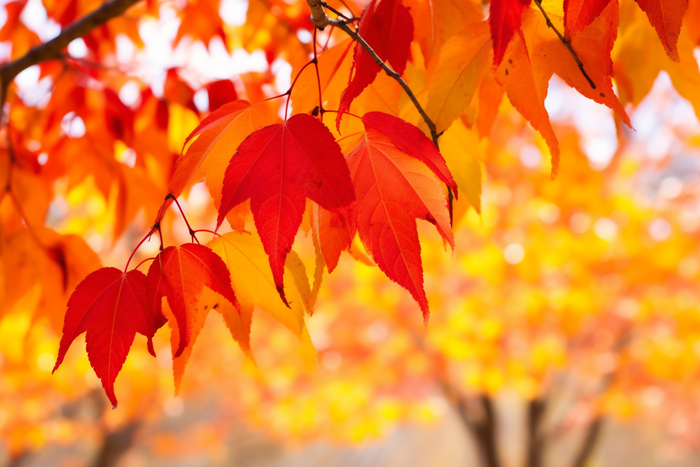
[0,0,142,102]
[330,18,440,146]
[304,1,453,219]
[303,0,439,144]
[532,0,596,90]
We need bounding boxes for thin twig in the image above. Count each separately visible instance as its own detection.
[532,0,596,90]
[328,18,440,145]
[304,1,454,220]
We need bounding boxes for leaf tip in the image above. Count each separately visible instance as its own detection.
[147,337,157,357]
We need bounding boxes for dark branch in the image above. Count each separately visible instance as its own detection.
[0,0,142,100]
[327,18,440,145]
[304,0,453,219]
[532,0,596,90]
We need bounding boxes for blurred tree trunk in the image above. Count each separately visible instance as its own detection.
[454,394,501,467]
[91,422,141,467]
[526,398,547,467]
[571,417,604,467]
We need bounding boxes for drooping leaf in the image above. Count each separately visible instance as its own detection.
[440,119,483,223]
[475,73,505,139]
[495,31,561,174]
[292,39,354,115]
[495,1,631,176]
[170,100,275,202]
[346,112,454,321]
[635,0,688,61]
[312,203,356,273]
[404,0,483,63]
[171,286,255,394]
[362,112,458,196]
[564,0,612,36]
[536,0,631,127]
[53,268,154,408]
[614,2,700,120]
[146,243,239,358]
[208,232,316,357]
[423,21,491,135]
[217,114,355,304]
[337,0,414,127]
[489,0,532,66]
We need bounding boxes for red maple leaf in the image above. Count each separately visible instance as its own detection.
[346,112,454,321]
[489,0,532,66]
[53,268,154,408]
[146,243,240,358]
[563,0,612,37]
[336,0,413,127]
[217,113,355,304]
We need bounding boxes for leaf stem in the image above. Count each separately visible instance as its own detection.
[166,193,200,244]
[312,28,325,122]
[327,18,440,146]
[285,58,318,119]
[123,225,157,272]
[532,0,596,90]
[133,256,156,271]
[193,229,222,238]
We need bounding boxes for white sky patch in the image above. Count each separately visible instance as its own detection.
[68,38,88,58]
[119,81,142,108]
[194,88,209,112]
[220,0,248,26]
[116,34,137,64]
[629,72,700,161]
[545,76,618,169]
[19,0,60,41]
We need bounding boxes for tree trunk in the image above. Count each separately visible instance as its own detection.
[477,395,501,467]
[91,422,140,467]
[525,398,547,467]
[570,417,604,467]
[453,394,502,467]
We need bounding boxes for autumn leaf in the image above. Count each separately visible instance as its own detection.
[614,1,700,120]
[635,0,688,61]
[206,79,238,112]
[53,268,154,408]
[170,100,274,201]
[404,0,483,63]
[495,1,631,175]
[337,0,414,126]
[440,119,483,222]
[423,20,491,135]
[346,112,454,320]
[217,114,355,304]
[489,0,532,66]
[564,0,612,36]
[312,203,356,274]
[146,243,240,358]
[208,232,317,356]
[362,112,458,196]
[171,287,252,394]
